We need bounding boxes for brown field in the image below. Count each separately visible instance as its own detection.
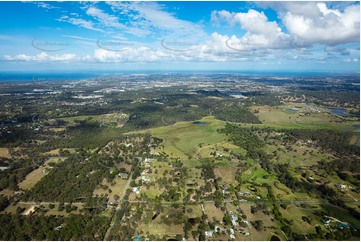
[137,209,184,238]
[0,148,11,158]
[0,189,14,197]
[214,167,237,184]
[18,157,65,190]
[204,204,225,222]
[1,203,33,215]
[186,204,203,218]
[93,177,129,202]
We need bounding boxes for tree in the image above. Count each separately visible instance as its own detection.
[113,194,120,201]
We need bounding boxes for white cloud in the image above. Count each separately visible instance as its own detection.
[86,7,125,29]
[62,35,97,42]
[325,46,351,56]
[3,52,77,62]
[277,2,359,45]
[107,1,206,39]
[93,47,168,63]
[211,9,291,50]
[344,58,359,62]
[57,15,104,33]
[32,2,59,10]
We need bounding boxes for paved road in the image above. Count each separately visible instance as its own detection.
[17,201,84,206]
[103,172,133,240]
[104,157,141,240]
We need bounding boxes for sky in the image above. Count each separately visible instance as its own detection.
[0,1,359,72]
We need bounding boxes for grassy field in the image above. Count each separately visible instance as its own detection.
[137,116,242,167]
[60,113,129,127]
[250,104,359,130]
[42,148,76,156]
[203,204,225,222]
[136,207,184,239]
[239,204,283,241]
[93,177,129,203]
[18,157,66,190]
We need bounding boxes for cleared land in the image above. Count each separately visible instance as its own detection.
[250,104,359,130]
[18,157,66,190]
[0,148,11,158]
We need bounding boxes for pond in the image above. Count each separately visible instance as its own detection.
[285,109,298,113]
[270,235,281,241]
[329,108,350,117]
[192,121,208,125]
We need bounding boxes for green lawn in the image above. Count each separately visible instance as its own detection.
[139,116,231,166]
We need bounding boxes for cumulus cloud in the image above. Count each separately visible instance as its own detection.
[211,9,291,51]
[271,2,360,45]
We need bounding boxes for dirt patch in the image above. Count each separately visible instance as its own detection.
[0,148,11,158]
[22,205,35,215]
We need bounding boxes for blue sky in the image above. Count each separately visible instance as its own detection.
[0,1,359,72]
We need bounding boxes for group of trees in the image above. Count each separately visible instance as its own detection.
[0,214,109,240]
[283,129,359,157]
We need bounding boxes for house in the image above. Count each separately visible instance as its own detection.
[141,176,150,183]
[338,223,350,230]
[222,185,230,194]
[214,226,226,233]
[231,215,239,226]
[205,231,213,237]
[336,184,347,189]
[216,152,223,157]
[132,187,141,194]
[238,191,250,196]
[118,173,129,179]
[54,225,62,231]
[144,158,153,163]
[321,218,330,225]
[229,228,235,239]
[141,169,150,175]
[144,158,153,167]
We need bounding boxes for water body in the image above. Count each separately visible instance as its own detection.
[270,235,281,241]
[285,109,298,113]
[192,121,208,125]
[328,108,350,117]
